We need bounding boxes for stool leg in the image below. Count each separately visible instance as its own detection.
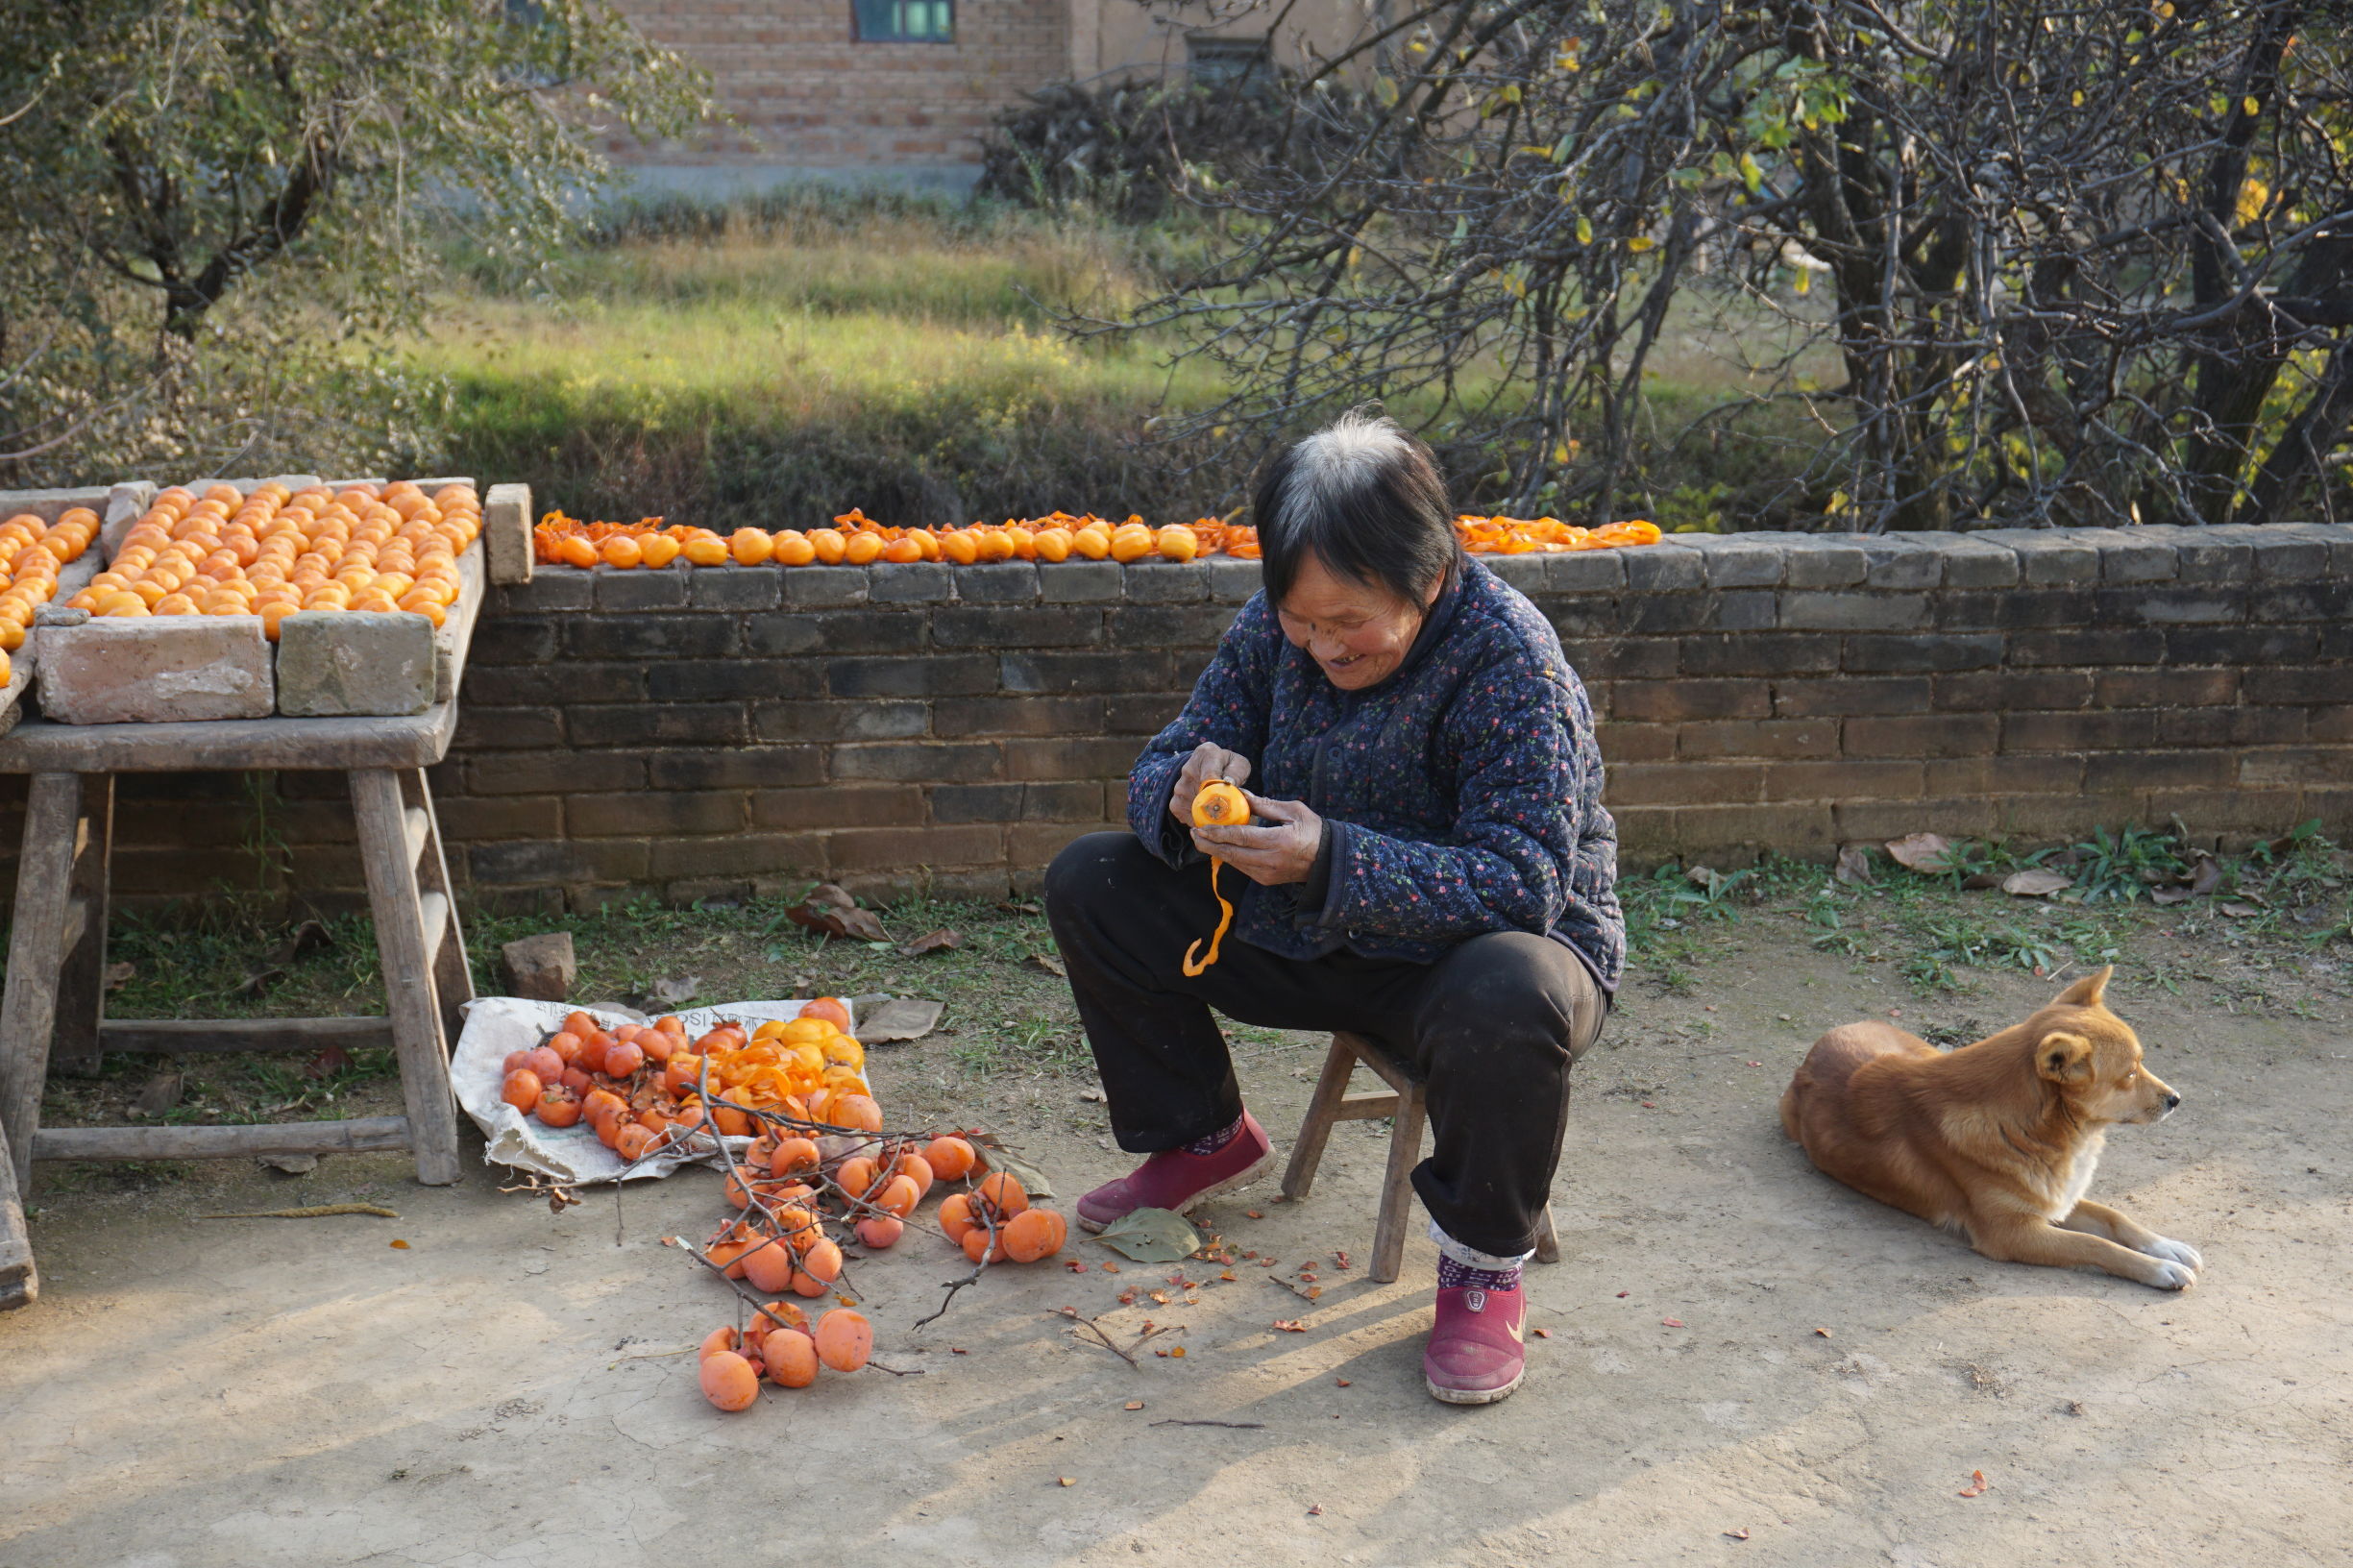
[1282,1036,1357,1202]
[0,773,84,1194]
[352,769,461,1186]
[1370,1084,1427,1285]
[1534,1203,1561,1264]
[52,774,114,1077]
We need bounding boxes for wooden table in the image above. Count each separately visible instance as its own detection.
[0,576,487,1311]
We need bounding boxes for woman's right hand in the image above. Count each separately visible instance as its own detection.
[1168,742,1254,826]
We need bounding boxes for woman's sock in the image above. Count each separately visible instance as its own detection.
[1435,1254,1523,1293]
[1183,1113,1245,1156]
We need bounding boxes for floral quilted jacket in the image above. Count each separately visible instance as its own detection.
[1127,554,1626,989]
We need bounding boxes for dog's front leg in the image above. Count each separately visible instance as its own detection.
[2060,1199,2203,1272]
[1970,1214,2197,1289]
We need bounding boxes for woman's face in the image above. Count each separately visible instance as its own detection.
[1275,552,1439,691]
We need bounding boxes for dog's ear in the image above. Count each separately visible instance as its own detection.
[2054,966,2112,1009]
[2036,1031,2095,1085]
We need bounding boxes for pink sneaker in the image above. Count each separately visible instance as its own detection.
[1424,1282,1528,1405]
[1075,1113,1275,1232]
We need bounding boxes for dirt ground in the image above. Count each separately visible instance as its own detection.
[4,917,2349,1568]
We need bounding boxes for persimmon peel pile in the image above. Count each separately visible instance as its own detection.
[1184,780,1249,976]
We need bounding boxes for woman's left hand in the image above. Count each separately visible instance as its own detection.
[1191,792,1323,886]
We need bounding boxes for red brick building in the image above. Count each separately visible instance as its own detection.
[602,0,1364,191]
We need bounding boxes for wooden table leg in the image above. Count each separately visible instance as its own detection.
[351,769,461,1186]
[407,769,475,1045]
[0,1115,36,1310]
[0,773,83,1195]
[51,774,113,1077]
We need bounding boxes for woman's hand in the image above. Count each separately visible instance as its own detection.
[1168,742,1254,826]
[1193,792,1322,887]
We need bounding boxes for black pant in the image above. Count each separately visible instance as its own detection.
[1042,831,1606,1258]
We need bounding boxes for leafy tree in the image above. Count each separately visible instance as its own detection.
[0,0,706,481]
[1108,0,2353,529]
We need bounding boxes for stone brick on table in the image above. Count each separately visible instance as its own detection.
[39,615,275,724]
[275,611,435,718]
[482,482,533,586]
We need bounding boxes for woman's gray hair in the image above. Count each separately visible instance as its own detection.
[1252,410,1458,605]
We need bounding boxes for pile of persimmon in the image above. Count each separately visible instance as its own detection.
[698,1302,876,1409]
[67,481,478,642]
[1456,515,1662,553]
[535,508,1229,569]
[498,998,882,1163]
[0,505,99,679]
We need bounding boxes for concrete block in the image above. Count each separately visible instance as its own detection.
[1123,561,1210,602]
[276,612,435,718]
[38,615,275,724]
[1545,551,1626,592]
[1779,536,1870,587]
[1040,562,1126,602]
[1938,537,2021,587]
[1687,534,1785,588]
[1205,557,1262,603]
[1973,528,2099,583]
[1859,535,1946,589]
[485,483,536,587]
[1622,545,1705,592]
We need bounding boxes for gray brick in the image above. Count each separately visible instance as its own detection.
[869,562,956,603]
[2071,527,2177,583]
[1622,545,1705,591]
[1777,590,1928,631]
[276,611,434,718]
[688,566,783,610]
[1545,551,1627,591]
[743,614,823,657]
[827,654,997,698]
[1938,538,2021,587]
[1123,562,1210,602]
[934,605,1101,648]
[783,566,870,606]
[1688,534,1785,588]
[2292,523,2353,573]
[2145,525,2251,583]
[1976,528,2098,584]
[1859,535,1946,589]
[1481,554,1550,594]
[498,570,593,612]
[1779,536,1870,587]
[2211,523,2328,577]
[1040,561,1126,602]
[1714,590,1778,631]
[1206,557,1262,603]
[593,567,691,611]
[957,562,1039,602]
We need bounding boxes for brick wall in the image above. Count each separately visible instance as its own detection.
[603,0,1068,172]
[3,526,2347,913]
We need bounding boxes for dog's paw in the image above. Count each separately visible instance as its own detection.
[2148,1259,2197,1290]
[2143,1236,2203,1270]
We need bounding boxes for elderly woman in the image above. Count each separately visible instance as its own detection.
[1043,412,1623,1405]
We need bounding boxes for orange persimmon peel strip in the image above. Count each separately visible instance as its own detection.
[1183,780,1249,976]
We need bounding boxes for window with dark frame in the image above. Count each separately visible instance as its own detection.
[854,0,954,42]
[1188,35,1272,88]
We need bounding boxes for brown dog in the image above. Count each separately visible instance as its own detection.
[1781,968,2199,1289]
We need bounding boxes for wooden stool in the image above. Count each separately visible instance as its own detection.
[0,697,481,1311]
[1281,1030,1561,1285]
